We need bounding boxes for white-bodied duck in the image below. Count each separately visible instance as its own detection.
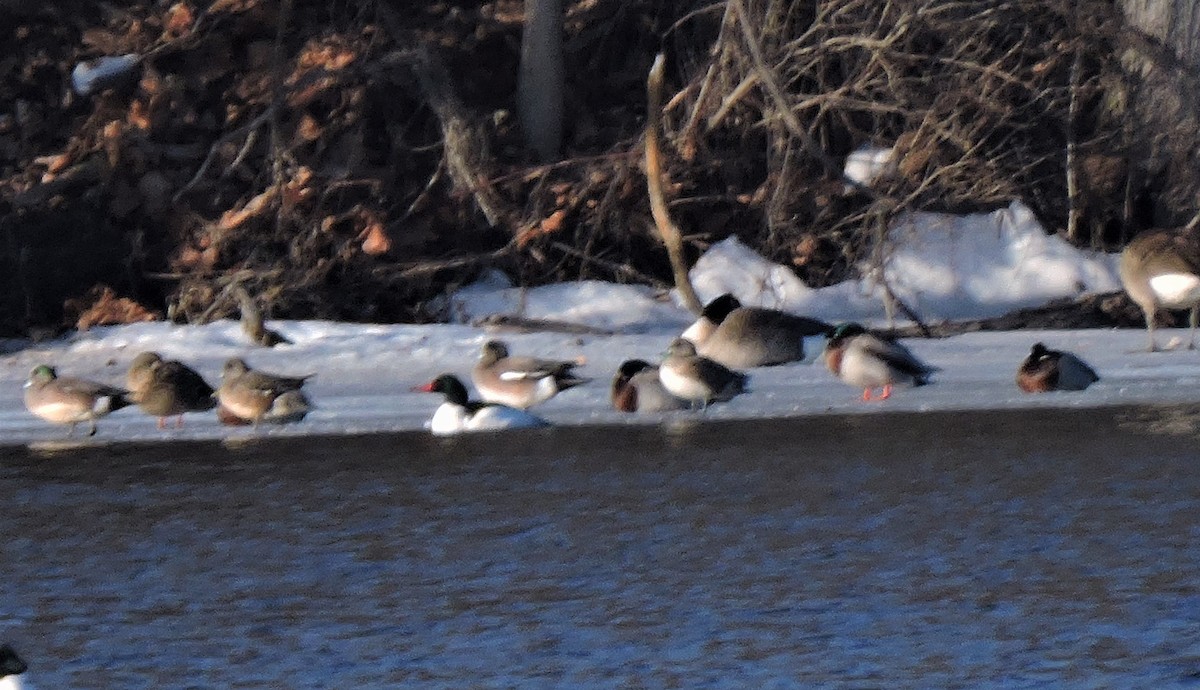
[414,374,549,435]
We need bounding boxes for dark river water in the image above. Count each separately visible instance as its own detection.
[4,405,1200,689]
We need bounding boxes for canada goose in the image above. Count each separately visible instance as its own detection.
[681,293,831,368]
[1119,226,1200,351]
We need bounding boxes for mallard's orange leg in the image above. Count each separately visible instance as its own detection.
[878,384,893,400]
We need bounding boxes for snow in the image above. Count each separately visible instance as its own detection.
[0,200,1189,446]
[686,201,1121,323]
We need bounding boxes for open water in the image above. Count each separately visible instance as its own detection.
[4,405,1200,688]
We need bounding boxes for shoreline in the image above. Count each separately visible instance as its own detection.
[9,400,1200,456]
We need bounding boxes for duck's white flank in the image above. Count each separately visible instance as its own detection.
[428,402,547,436]
[658,364,709,402]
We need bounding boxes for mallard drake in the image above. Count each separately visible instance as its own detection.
[611,359,687,413]
[1119,226,1200,351]
[414,374,549,435]
[471,340,588,409]
[217,358,312,425]
[23,365,130,436]
[1016,343,1100,392]
[126,352,216,428]
[823,323,938,401]
[658,338,748,409]
[681,293,832,368]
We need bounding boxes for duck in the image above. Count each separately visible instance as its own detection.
[471,339,589,409]
[611,359,687,413]
[1119,225,1200,351]
[126,352,217,428]
[414,374,549,435]
[217,358,312,425]
[1016,343,1100,392]
[823,323,938,400]
[214,390,311,426]
[0,644,27,690]
[23,364,130,436]
[681,293,832,368]
[658,338,749,409]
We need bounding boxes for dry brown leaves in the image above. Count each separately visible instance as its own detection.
[66,286,161,330]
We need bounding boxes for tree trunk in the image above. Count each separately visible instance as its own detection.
[1117,0,1200,228]
[518,0,565,161]
[1122,0,1200,69]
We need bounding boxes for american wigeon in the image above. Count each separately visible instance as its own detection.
[23,365,130,436]
[214,398,309,426]
[217,358,312,425]
[1119,226,1200,351]
[681,293,832,368]
[611,359,687,413]
[1016,343,1100,392]
[471,340,589,409]
[126,352,216,428]
[0,644,27,690]
[823,323,938,401]
[658,338,749,409]
[414,374,549,435]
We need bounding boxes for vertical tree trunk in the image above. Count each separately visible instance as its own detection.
[1113,0,1200,227]
[1122,0,1200,69]
[518,0,564,161]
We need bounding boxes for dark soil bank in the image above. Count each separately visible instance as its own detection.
[0,1,1194,337]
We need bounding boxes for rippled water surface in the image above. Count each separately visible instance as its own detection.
[5,406,1200,688]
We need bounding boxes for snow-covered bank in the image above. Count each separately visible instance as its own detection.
[0,199,1177,447]
[4,320,1200,447]
[447,201,1121,328]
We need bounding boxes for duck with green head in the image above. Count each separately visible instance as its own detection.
[23,364,131,436]
[823,323,938,401]
[1016,343,1099,392]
